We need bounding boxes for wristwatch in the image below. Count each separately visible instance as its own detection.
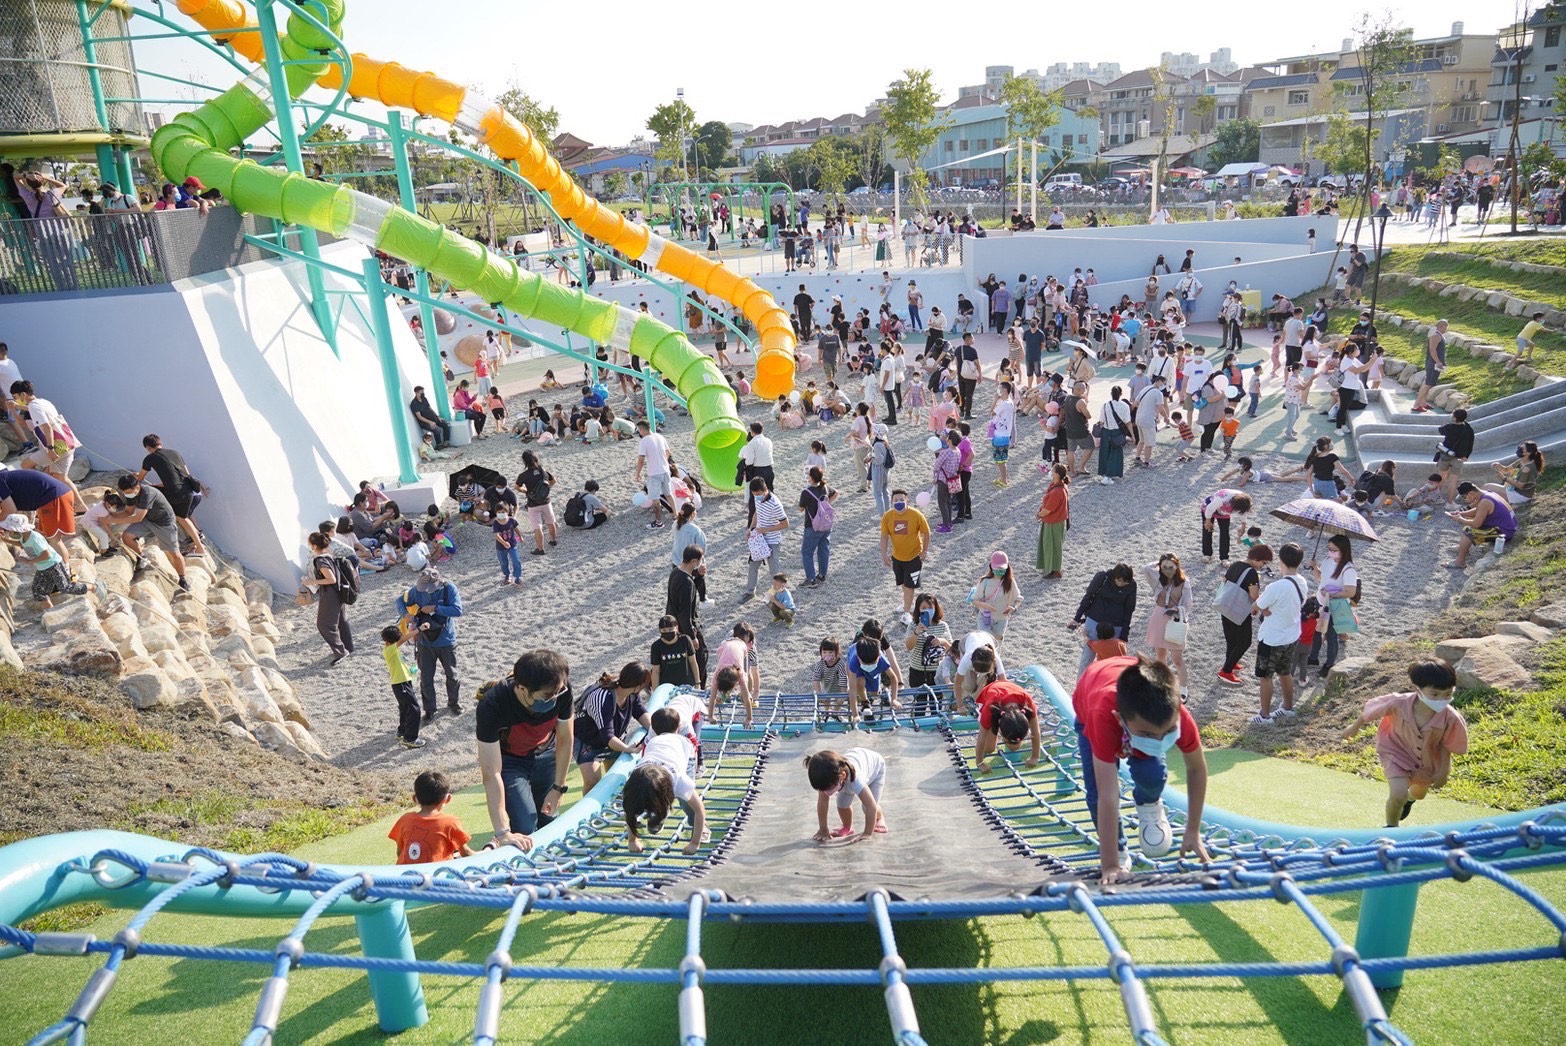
[549,783,569,794]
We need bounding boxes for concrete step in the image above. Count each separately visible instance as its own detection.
[1361,429,1566,474]
[1353,379,1566,436]
[1356,402,1566,456]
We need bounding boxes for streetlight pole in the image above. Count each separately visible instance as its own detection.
[1368,202,1392,328]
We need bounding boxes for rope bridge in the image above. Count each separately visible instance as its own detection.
[3,673,1565,1045]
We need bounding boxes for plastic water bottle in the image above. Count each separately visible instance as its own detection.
[1494,535,1507,555]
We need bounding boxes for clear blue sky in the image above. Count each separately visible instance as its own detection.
[131,0,1505,144]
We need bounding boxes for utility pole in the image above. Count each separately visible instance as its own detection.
[1506,8,1530,234]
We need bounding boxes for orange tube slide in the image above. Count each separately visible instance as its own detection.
[175,0,797,397]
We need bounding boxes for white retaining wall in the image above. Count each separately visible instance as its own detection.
[2,240,428,590]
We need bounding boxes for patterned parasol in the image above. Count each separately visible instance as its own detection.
[1269,497,1379,548]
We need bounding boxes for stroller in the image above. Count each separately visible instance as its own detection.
[919,234,940,268]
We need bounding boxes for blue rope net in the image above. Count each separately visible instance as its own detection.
[4,677,1565,1046]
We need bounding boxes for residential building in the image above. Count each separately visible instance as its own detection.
[741,112,871,146]
[1159,49,1240,77]
[1485,5,1564,155]
[910,99,1100,186]
[958,62,1123,101]
[1097,67,1185,148]
[551,133,657,193]
[1248,22,1498,170]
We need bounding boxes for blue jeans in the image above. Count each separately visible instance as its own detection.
[908,305,922,330]
[1076,618,1125,675]
[801,526,831,581]
[873,476,891,516]
[1247,392,1260,418]
[501,745,559,835]
[1076,719,1167,846]
[497,544,521,581]
[1311,478,1338,499]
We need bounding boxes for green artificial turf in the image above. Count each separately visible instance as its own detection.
[1167,749,1500,830]
[5,774,1565,1044]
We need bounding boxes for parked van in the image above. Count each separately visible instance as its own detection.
[1043,174,1083,193]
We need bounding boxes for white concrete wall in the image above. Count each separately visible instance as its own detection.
[960,216,1341,322]
[2,240,429,590]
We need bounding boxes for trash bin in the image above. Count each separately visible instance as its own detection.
[447,418,472,447]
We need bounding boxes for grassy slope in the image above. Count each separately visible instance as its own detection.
[4,780,1564,1044]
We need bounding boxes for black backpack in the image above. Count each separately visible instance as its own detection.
[332,555,360,605]
[563,492,588,528]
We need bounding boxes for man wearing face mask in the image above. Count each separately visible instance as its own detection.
[1071,654,1210,883]
[879,487,931,625]
[475,649,575,852]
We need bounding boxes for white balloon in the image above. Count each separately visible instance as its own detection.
[926,435,943,452]
[915,491,932,509]
[631,492,650,508]
[788,390,801,405]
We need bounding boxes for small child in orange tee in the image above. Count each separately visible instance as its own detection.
[1339,660,1469,828]
[1220,407,1241,459]
[388,770,477,864]
[1085,621,1128,661]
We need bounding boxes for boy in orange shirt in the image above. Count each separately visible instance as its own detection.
[388,770,477,864]
[1220,407,1241,459]
[1086,621,1128,661]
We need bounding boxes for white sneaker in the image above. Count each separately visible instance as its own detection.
[1135,801,1173,857]
[900,611,913,626]
[698,826,712,843]
[1117,843,1132,873]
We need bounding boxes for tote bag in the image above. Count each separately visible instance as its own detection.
[1162,609,1188,648]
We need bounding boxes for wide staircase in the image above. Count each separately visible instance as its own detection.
[1349,377,1566,472]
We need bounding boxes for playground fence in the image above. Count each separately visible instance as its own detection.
[0,208,339,296]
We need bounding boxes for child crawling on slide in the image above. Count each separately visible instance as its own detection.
[805,748,887,842]
[623,708,709,854]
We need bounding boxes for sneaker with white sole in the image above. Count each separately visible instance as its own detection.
[698,827,712,844]
[1250,713,1273,725]
[1135,801,1173,857]
[1274,707,1297,717]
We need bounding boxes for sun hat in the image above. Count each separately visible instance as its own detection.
[1,513,33,533]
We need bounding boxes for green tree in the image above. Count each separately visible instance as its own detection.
[1313,110,1369,175]
[854,125,888,193]
[647,100,699,175]
[1149,64,1180,180]
[1206,118,1259,168]
[881,68,952,210]
[998,74,1063,185]
[753,153,782,185]
[1345,15,1417,239]
[804,137,856,204]
[694,120,732,171]
[1190,94,1217,136]
[602,171,627,199]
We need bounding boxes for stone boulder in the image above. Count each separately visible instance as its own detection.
[1327,656,1375,688]
[283,722,326,760]
[1495,620,1554,643]
[1433,635,1529,663]
[1530,603,1566,630]
[119,661,178,710]
[1454,646,1533,692]
[41,599,97,635]
[37,629,122,679]
[251,721,309,762]
[205,602,250,638]
[222,721,259,746]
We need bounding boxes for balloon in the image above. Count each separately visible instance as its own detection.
[789,390,801,405]
[926,436,943,452]
[915,491,932,509]
[631,492,650,508]
[1045,401,1060,415]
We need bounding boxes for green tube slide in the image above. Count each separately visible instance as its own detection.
[148,6,744,488]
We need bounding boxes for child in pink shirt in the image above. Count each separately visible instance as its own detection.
[1341,660,1468,827]
[928,388,958,433]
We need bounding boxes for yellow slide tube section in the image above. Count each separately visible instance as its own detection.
[175,0,798,398]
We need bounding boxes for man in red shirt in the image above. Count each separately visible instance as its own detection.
[1071,654,1210,882]
[974,679,1042,772]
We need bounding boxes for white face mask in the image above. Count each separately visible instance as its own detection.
[1418,694,1451,713]
[1127,719,1181,758]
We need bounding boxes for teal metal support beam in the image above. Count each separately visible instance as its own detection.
[385,111,451,420]
[1354,880,1420,989]
[255,0,339,358]
[363,258,420,484]
[74,0,117,188]
[354,903,427,1033]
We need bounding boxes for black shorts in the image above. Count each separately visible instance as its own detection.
[892,556,923,589]
[1255,641,1296,679]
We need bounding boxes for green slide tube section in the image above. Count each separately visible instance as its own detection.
[149,14,744,487]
